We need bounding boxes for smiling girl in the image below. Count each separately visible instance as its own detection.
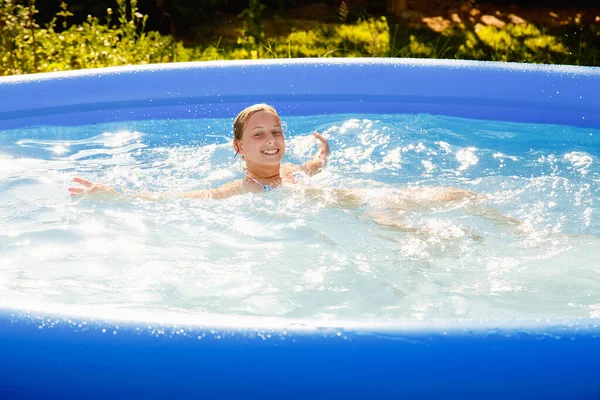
[69,103,329,200]
[69,103,519,232]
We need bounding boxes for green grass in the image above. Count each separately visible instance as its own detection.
[1,0,598,76]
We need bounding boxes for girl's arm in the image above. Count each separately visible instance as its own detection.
[68,177,245,200]
[175,180,245,199]
[300,132,330,176]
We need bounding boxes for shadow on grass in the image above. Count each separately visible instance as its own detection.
[385,9,599,66]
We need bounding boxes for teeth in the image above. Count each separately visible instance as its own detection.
[262,149,278,154]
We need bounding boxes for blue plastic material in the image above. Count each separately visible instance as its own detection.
[1,59,600,399]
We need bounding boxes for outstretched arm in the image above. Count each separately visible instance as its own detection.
[68,177,244,200]
[300,132,330,176]
[174,180,244,200]
[68,177,121,197]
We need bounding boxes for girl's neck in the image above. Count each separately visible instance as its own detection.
[245,161,281,180]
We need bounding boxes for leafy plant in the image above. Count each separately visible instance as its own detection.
[1,0,188,75]
[1,0,598,76]
[237,0,266,58]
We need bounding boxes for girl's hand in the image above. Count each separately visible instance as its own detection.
[68,177,120,197]
[299,132,330,176]
[313,131,329,161]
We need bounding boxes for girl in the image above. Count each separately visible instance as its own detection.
[69,103,514,233]
[69,103,330,199]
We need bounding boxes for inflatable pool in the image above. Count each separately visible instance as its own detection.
[1,59,599,398]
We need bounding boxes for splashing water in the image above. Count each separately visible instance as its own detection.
[1,114,599,321]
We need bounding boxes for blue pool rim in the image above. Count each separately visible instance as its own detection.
[1,58,600,399]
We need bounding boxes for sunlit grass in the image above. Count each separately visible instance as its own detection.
[1,0,598,76]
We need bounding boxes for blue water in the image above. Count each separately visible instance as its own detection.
[0,113,599,320]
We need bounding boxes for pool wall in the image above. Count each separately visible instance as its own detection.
[1,58,599,129]
[1,59,600,398]
[2,311,600,399]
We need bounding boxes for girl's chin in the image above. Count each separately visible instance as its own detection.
[260,154,284,163]
[246,158,282,166]
[262,158,283,165]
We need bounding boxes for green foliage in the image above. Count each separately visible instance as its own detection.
[1,0,598,76]
[239,0,266,44]
[236,0,267,59]
[1,0,187,75]
[338,1,349,23]
[1,0,39,74]
[387,20,599,66]
[336,17,389,57]
[230,16,390,59]
[457,23,570,63]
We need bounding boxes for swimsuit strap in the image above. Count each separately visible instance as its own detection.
[244,171,271,191]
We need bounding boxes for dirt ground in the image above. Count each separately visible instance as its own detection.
[195,1,599,45]
[396,0,600,32]
[277,1,600,30]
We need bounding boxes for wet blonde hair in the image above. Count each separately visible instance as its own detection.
[233,104,280,156]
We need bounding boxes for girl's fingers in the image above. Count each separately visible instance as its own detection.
[73,177,93,187]
[68,187,85,197]
[312,132,330,156]
[312,132,325,141]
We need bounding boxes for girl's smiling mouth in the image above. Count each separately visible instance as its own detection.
[261,148,279,155]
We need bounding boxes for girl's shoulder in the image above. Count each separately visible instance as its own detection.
[280,162,301,174]
[241,176,266,193]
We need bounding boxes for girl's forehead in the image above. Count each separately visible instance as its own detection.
[246,111,280,128]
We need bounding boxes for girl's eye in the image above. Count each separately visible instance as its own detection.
[273,131,282,135]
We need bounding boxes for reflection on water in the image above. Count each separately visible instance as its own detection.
[0,114,599,320]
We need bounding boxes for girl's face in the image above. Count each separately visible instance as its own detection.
[236,111,285,166]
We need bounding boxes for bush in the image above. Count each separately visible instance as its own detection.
[1,0,598,76]
[232,17,390,59]
[0,0,187,75]
[457,23,570,63]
